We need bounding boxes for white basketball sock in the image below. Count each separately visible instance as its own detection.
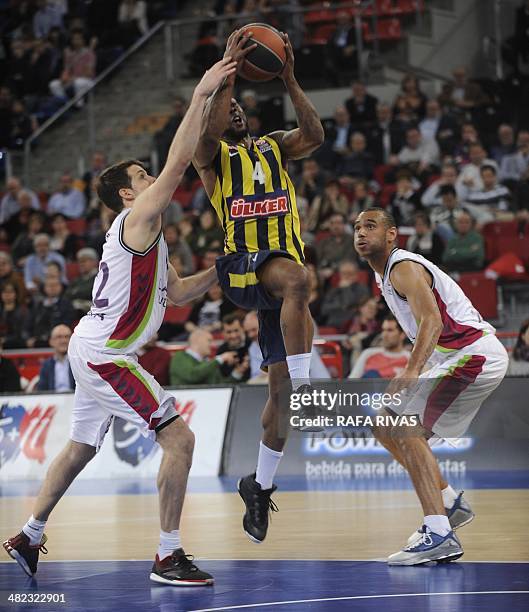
[255,441,283,490]
[22,515,46,546]
[286,352,311,390]
[424,514,451,536]
[157,529,181,561]
[441,484,458,509]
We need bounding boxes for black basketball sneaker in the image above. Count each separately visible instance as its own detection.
[238,473,278,543]
[3,531,48,576]
[150,548,214,586]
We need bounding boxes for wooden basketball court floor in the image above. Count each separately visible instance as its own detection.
[1,474,528,611]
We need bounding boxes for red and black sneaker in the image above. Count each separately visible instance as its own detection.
[3,531,48,577]
[149,548,214,586]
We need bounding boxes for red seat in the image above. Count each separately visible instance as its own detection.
[163,305,192,324]
[366,18,402,41]
[66,219,87,235]
[496,235,529,267]
[7,351,53,382]
[66,261,80,281]
[316,340,343,378]
[457,272,498,319]
[312,23,336,43]
[482,220,519,261]
[304,10,336,24]
[318,326,339,335]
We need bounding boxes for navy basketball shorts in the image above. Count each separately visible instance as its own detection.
[216,250,298,369]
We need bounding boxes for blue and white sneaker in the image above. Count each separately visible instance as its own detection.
[388,525,463,566]
[407,491,474,546]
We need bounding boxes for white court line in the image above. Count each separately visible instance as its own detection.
[189,591,529,612]
[1,558,527,564]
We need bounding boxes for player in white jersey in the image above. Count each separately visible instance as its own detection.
[353,207,508,566]
[3,57,238,586]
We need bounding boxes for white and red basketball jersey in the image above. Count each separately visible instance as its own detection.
[375,248,494,358]
[74,209,169,354]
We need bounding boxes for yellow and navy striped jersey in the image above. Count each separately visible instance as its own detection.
[209,135,304,263]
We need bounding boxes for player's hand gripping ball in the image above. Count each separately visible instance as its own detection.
[237,23,287,82]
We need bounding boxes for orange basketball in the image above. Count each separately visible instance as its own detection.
[238,23,286,82]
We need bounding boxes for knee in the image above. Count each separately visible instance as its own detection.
[282,266,310,301]
[158,418,195,460]
[66,440,96,467]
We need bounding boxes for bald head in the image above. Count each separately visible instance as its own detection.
[243,311,259,342]
[189,328,213,358]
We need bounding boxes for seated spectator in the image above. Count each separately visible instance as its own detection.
[308,179,350,232]
[318,105,352,170]
[37,324,75,392]
[296,158,327,203]
[456,142,496,196]
[438,66,488,115]
[430,185,466,242]
[421,162,466,207]
[138,333,171,387]
[187,210,224,257]
[393,73,427,123]
[452,121,479,163]
[200,248,222,270]
[325,11,357,86]
[47,172,86,219]
[9,99,35,149]
[4,189,40,239]
[27,276,76,347]
[117,0,148,47]
[0,280,30,349]
[24,233,66,292]
[320,260,369,329]
[344,81,378,129]
[389,171,422,226]
[306,263,324,324]
[169,328,245,385]
[33,0,64,39]
[343,295,381,362]
[0,338,22,393]
[406,212,445,266]
[49,29,96,105]
[316,213,357,279]
[491,124,516,165]
[366,103,405,165]
[216,313,251,382]
[65,247,99,314]
[0,253,27,305]
[512,319,529,363]
[419,99,459,155]
[500,130,529,182]
[349,178,376,220]
[82,151,107,201]
[185,284,235,334]
[49,213,79,260]
[243,310,266,381]
[442,211,485,272]
[164,224,195,276]
[348,315,410,378]
[394,127,440,178]
[337,132,375,179]
[11,211,46,267]
[153,97,186,167]
[465,164,512,221]
[0,176,39,225]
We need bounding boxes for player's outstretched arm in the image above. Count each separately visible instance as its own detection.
[129,58,236,225]
[390,261,443,377]
[167,264,218,306]
[193,29,256,171]
[268,33,324,161]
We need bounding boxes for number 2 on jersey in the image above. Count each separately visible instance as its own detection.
[94,261,109,308]
[252,161,265,185]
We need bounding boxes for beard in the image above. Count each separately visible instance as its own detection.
[223,124,249,142]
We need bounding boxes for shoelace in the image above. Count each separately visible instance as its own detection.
[251,492,279,523]
[172,552,198,573]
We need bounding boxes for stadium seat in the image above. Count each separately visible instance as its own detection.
[164,305,192,324]
[368,18,402,41]
[482,220,519,261]
[7,351,52,382]
[66,261,80,281]
[497,235,529,267]
[317,326,339,335]
[66,219,87,235]
[315,340,343,378]
[457,272,498,319]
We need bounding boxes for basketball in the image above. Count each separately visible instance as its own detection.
[238,23,286,82]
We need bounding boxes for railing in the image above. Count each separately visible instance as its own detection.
[21,21,165,186]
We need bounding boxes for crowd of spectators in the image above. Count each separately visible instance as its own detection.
[0,0,176,150]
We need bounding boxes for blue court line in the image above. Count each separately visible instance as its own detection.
[1,560,528,612]
[1,470,528,497]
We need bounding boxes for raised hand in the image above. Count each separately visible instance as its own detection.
[195,57,237,98]
[224,29,257,68]
[279,32,295,82]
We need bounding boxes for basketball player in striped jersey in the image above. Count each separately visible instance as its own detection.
[3,58,237,586]
[193,30,324,543]
[354,208,508,565]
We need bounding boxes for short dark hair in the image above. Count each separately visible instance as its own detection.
[362,207,397,230]
[439,184,456,197]
[383,313,403,332]
[414,211,431,227]
[481,163,497,175]
[96,159,146,213]
[222,312,243,327]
